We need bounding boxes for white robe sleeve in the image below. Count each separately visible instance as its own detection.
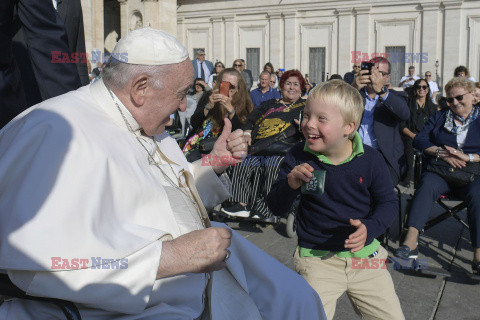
[8,241,163,314]
[191,159,231,210]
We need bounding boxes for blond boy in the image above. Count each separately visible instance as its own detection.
[267,80,404,320]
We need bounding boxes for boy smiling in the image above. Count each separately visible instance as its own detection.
[267,80,404,319]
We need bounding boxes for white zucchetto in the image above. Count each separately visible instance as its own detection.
[111,27,189,65]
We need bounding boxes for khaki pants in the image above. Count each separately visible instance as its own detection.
[294,245,404,320]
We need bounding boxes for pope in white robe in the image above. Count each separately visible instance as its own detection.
[0,28,326,320]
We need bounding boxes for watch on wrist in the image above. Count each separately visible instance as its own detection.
[469,154,475,163]
[375,86,388,96]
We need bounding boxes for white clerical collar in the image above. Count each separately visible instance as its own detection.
[109,91,142,134]
[90,79,142,135]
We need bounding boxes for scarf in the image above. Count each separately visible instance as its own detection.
[444,106,480,135]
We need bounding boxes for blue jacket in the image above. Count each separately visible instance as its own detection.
[192,59,214,82]
[360,89,410,180]
[413,109,480,155]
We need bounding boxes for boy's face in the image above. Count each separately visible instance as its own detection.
[302,98,354,153]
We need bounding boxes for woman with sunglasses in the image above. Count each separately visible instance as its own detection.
[395,77,480,276]
[399,79,437,187]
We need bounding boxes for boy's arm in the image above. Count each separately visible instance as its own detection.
[266,150,301,216]
[360,153,399,242]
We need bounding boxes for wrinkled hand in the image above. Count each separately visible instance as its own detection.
[208,118,247,174]
[287,163,314,190]
[345,219,367,252]
[351,69,370,90]
[157,227,232,279]
[443,145,467,168]
[370,67,384,93]
[244,131,252,146]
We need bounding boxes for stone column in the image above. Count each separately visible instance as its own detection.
[283,11,298,70]
[118,0,128,38]
[441,1,462,89]
[211,17,224,63]
[353,7,371,60]
[268,13,283,70]
[156,0,177,36]
[336,8,355,76]
[92,0,104,54]
[420,3,441,83]
[142,0,158,29]
[224,15,236,66]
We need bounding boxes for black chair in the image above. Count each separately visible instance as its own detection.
[0,273,81,320]
[399,151,469,236]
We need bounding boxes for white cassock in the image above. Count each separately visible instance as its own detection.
[0,79,326,319]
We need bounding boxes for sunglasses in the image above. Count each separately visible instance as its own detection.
[416,85,429,90]
[233,64,242,67]
[425,74,432,77]
[446,93,470,104]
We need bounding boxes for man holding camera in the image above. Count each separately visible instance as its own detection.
[399,66,420,89]
[352,57,410,186]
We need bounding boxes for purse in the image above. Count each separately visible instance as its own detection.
[199,137,217,153]
[250,126,300,156]
[426,158,480,187]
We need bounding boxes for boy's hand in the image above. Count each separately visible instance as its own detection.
[287,163,314,190]
[345,219,367,252]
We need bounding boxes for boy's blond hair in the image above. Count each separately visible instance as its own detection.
[306,79,364,139]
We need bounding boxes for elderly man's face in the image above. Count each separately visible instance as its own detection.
[142,60,193,136]
[197,52,206,62]
[259,73,270,89]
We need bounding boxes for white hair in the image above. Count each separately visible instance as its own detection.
[102,58,172,90]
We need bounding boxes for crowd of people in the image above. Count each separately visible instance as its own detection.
[1,19,480,319]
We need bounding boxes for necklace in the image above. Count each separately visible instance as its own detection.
[105,86,207,228]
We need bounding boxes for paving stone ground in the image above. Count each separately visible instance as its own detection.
[221,187,480,320]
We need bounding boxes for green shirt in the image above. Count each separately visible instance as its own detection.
[300,132,379,259]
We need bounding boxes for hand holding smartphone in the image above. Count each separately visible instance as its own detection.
[219,81,231,97]
[361,62,374,75]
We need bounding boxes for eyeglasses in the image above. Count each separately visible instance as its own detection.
[379,71,389,77]
[269,81,276,83]
[233,64,242,67]
[446,92,470,103]
[446,93,470,104]
[425,74,432,77]
[353,66,361,69]
[416,85,429,90]
[285,81,300,87]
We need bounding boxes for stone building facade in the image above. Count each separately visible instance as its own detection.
[177,0,480,90]
[80,0,480,91]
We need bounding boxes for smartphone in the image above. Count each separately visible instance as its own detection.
[361,62,374,75]
[219,81,231,97]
